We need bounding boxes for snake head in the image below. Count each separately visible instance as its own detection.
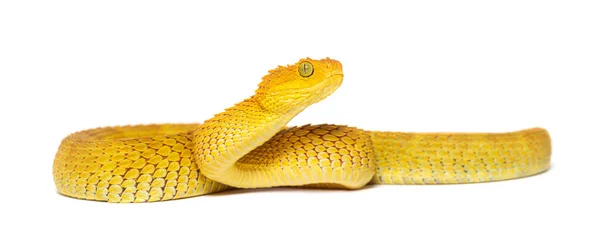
[255,57,344,113]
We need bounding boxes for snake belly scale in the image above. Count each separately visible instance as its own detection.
[52,58,552,203]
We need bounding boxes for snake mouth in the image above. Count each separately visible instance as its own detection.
[331,70,344,85]
[307,71,343,105]
[324,70,344,94]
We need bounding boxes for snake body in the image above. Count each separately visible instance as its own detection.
[53,58,552,203]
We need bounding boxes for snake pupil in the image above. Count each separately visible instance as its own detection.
[299,61,314,77]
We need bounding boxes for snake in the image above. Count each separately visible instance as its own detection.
[53,58,552,203]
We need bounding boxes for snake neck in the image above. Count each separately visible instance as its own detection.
[192,95,305,187]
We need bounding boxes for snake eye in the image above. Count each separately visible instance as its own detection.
[298,61,314,78]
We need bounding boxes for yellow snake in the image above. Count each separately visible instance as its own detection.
[53,58,552,203]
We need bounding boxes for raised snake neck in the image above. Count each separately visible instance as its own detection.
[53,58,552,203]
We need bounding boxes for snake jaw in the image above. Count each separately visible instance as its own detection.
[317,69,344,102]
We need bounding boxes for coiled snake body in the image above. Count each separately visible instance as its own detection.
[53,58,552,203]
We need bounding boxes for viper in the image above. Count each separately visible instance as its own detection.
[53,58,552,203]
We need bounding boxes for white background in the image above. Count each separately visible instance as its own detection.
[1,1,598,232]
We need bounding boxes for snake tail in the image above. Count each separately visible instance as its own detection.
[370,128,552,184]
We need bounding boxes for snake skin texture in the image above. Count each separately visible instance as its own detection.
[53,58,552,203]
[370,128,551,184]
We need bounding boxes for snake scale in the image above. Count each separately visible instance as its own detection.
[53,58,552,203]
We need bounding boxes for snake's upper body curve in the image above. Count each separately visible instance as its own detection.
[53,58,552,203]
